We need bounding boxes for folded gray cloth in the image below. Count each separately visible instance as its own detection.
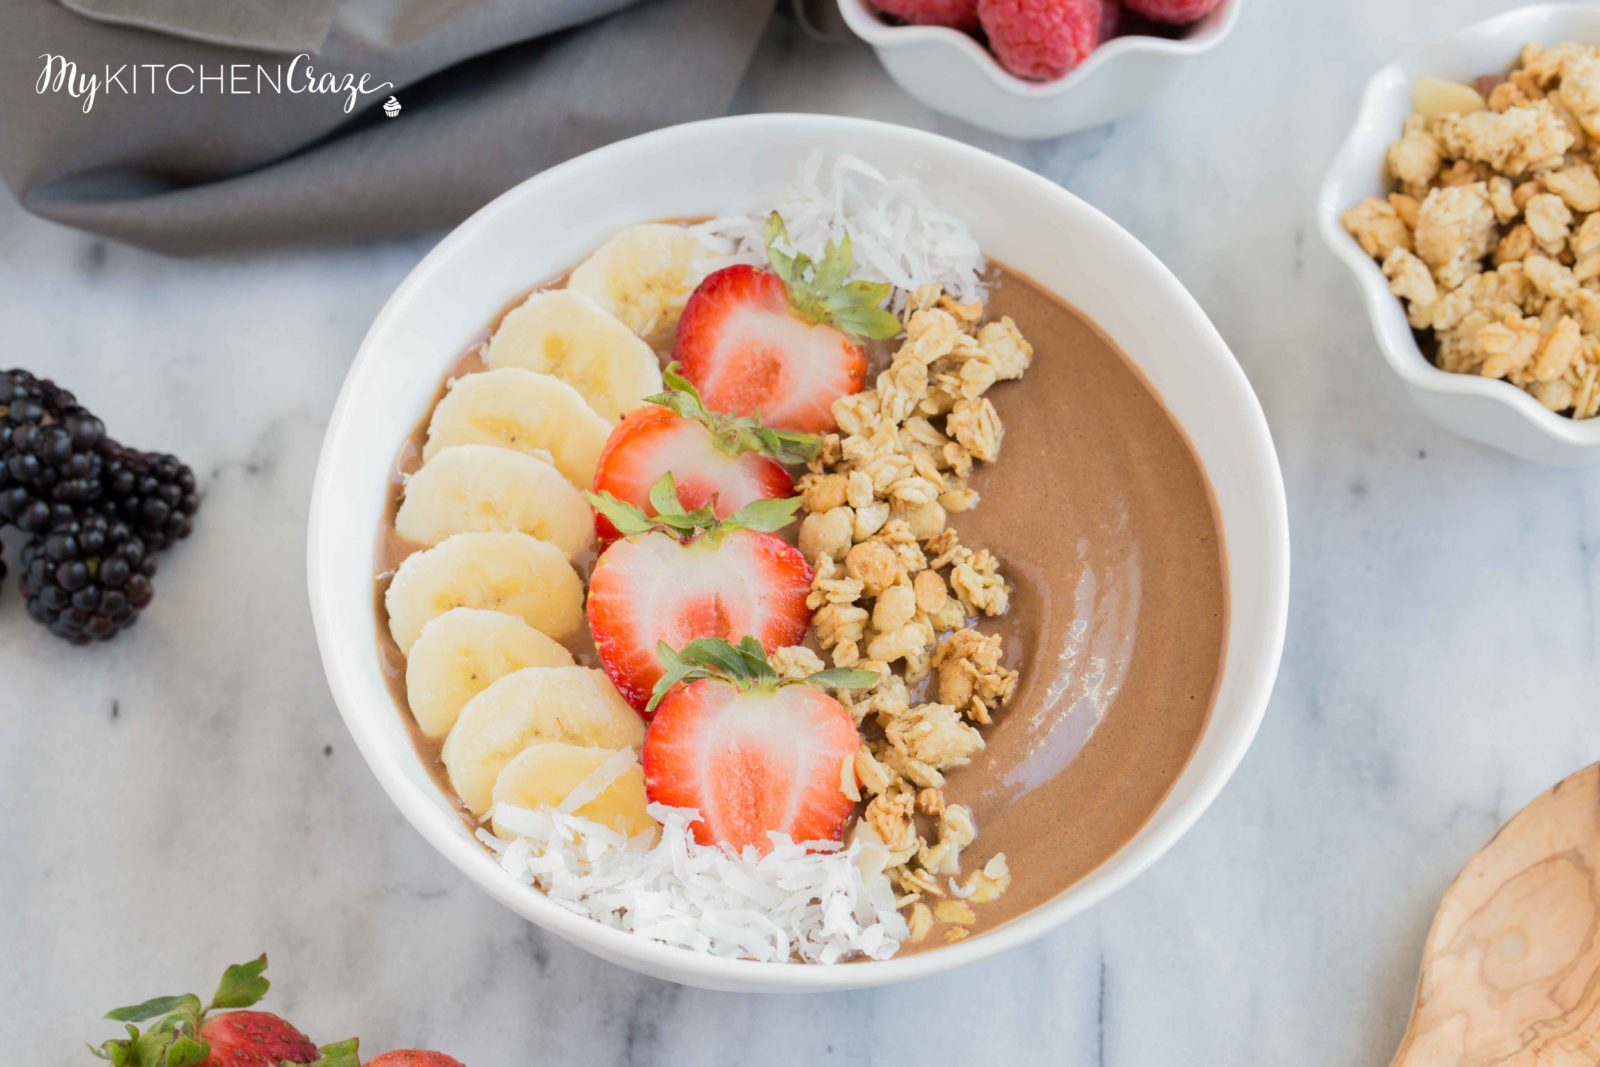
[0,0,776,254]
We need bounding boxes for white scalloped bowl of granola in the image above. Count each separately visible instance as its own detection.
[1320,4,1600,466]
[309,114,1288,991]
[836,0,1242,140]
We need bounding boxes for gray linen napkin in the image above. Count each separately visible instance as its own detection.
[0,0,776,254]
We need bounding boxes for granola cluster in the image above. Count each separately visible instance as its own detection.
[1343,42,1600,417]
[789,284,1031,944]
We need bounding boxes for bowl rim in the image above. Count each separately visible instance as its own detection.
[835,0,1243,99]
[309,113,1289,991]
[1316,2,1600,451]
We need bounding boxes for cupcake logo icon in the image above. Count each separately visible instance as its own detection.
[382,95,401,118]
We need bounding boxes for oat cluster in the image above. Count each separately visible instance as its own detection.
[781,284,1032,944]
[1344,43,1600,417]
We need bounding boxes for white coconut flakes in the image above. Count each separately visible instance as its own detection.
[692,152,987,314]
[479,803,908,965]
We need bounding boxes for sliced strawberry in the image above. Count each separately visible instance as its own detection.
[587,528,812,713]
[591,405,793,542]
[644,677,862,852]
[674,265,868,433]
[672,213,902,434]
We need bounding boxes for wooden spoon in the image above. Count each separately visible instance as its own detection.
[1393,763,1600,1066]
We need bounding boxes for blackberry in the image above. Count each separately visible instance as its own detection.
[20,510,155,644]
[100,445,200,550]
[0,369,106,533]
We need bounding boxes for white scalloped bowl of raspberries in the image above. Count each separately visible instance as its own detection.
[838,0,1242,139]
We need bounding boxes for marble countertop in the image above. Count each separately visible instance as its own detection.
[4,0,1592,1062]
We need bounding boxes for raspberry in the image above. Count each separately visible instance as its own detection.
[1100,0,1121,39]
[978,0,1100,81]
[869,0,979,30]
[1120,0,1220,24]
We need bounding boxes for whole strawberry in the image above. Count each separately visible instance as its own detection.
[93,955,358,1067]
[978,0,1101,81]
[1120,0,1222,23]
[868,0,979,30]
[365,1053,466,1067]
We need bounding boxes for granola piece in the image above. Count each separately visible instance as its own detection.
[844,540,900,597]
[947,397,1004,463]
[1525,253,1579,299]
[976,316,1034,380]
[798,472,849,513]
[845,469,876,508]
[1382,247,1439,327]
[1388,115,1444,189]
[1544,162,1600,211]
[1532,315,1583,381]
[934,628,1019,723]
[1434,102,1576,177]
[915,786,944,816]
[892,498,947,541]
[798,505,854,564]
[943,926,970,944]
[813,602,869,652]
[934,899,977,926]
[963,853,1013,903]
[1487,176,1520,222]
[1568,287,1600,333]
[1532,376,1577,412]
[865,616,934,665]
[1559,51,1600,139]
[913,569,950,615]
[1575,212,1600,258]
[938,485,979,513]
[872,582,918,631]
[874,519,928,574]
[1494,223,1535,266]
[768,644,825,681]
[808,554,864,608]
[1342,197,1411,260]
[884,701,984,772]
[949,547,1010,616]
[855,742,893,796]
[1524,192,1574,253]
[1476,313,1543,379]
[1413,183,1498,290]
[864,783,918,853]
[907,902,934,942]
[851,500,890,541]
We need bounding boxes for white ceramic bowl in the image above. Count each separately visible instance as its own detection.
[308,114,1289,992]
[1319,3,1600,467]
[837,0,1242,139]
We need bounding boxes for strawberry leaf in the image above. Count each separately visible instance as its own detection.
[763,212,902,342]
[585,490,660,537]
[646,364,820,465]
[804,667,882,690]
[209,954,270,1011]
[721,495,803,534]
[106,994,201,1024]
[164,1035,208,1067]
[306,1038,362,1067]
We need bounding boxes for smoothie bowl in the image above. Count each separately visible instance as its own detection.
[308,114,1288,992]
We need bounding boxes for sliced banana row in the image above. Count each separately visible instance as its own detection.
[383,222,707,841]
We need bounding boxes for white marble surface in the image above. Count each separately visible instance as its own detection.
[3,0,1594,1062]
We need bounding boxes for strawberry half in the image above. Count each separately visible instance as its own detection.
[641,638,878,853]
[590,365,809,543]
[586,481,813,713]
[673,213,901,433]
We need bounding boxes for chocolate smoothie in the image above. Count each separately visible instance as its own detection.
[372,263,1226,949]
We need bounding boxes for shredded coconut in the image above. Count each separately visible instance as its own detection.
[478,802,908,964]
[692,152,987,314]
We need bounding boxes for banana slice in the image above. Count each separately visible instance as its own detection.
[485,290,664,422]
[442,665,645,814]
[567,223,708,338]
[491,743,654,839]
[395,445,594,559]
[384,531,583,654]
[423,368,609,488]
[404,607,575,738]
